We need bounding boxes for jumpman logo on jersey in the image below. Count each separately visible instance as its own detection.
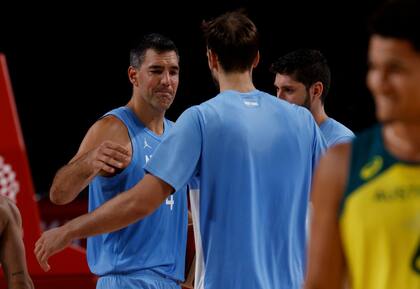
[144,138,152,149]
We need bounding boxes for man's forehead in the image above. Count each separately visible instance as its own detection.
[276,74,301,85]
[143,50,179,67]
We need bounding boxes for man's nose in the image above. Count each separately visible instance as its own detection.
[161,71,171,85]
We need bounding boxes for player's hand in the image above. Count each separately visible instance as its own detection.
[34,226,71,272]
[88,141,131,176]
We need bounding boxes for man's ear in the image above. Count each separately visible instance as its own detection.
[128,66,138,86]
[252,51,260,68]
[310,81,324,101]
[207,49,218,70]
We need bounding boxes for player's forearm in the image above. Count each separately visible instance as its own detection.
[49,157,95,204]
[7,271,34,289]
[62,175,170,239]
[1,226,33,289]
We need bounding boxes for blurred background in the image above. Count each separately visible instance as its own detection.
[1,0,383,198]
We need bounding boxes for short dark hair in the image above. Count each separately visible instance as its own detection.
[202,10,259,73]
[368,0,420,51]
[271,49,331,103]
[130,33,179,68]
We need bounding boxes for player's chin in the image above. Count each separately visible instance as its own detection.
[159,99,174,110]
[376,108,400,124]
[375,100,396,121]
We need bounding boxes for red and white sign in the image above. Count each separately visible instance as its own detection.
[0,53,96,288]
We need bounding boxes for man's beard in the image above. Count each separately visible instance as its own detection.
[301,88,312,110]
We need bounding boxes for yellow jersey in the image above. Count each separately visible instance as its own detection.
[340,125,420,289]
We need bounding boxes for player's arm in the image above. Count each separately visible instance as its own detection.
[0,197,34,289]
[49,116,132,205]
[36,173,173,271]
[304,143,351,289]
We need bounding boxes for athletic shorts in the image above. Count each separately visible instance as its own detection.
[96,270,181,289]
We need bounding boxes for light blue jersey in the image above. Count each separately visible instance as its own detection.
[145,90,326,289]
[88,107,188,286]
[319,117,354,147]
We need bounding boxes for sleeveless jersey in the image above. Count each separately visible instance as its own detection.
[87,106,188,281]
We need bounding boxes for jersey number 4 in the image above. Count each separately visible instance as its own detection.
[166,195,174,210]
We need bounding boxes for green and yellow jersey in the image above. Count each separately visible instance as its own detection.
[341,125,420,289]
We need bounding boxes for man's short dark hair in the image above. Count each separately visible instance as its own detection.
[202,10,259,72]
[368,0,420,51]
[130,33,179,68]
[271,49,331,103]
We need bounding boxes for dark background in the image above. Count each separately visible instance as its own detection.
[1,0,383,197]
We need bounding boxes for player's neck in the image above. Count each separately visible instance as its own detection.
[218,71,255,93]
[127,100,165,135]
[312,105,328,126]
[383,123,420,162]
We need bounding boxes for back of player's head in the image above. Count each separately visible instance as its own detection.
[202,10,259,73]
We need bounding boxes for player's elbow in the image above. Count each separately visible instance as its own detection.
[128,200,156,220]
[127,194,162,221]
[49,186,71,205]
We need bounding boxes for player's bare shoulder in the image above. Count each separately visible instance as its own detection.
[313,142,352,204]
[91,115,130,146]
[79,115,132,155]
[323,142,351,170]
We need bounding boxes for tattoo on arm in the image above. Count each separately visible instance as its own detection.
[11,270,24,277]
